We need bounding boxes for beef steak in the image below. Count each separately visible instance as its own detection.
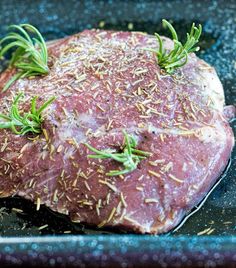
[0,30,234,234]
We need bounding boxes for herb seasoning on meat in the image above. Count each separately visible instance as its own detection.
[0,25,234,234]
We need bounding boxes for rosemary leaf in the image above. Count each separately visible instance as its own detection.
[0,93,55,135]
[84,131,151,176]
[0,24,49,92]
[146,19,202,73]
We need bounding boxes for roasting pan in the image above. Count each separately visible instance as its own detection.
[0,0,235,267]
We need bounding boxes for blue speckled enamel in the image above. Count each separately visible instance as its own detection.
[0,0,235,266]
[0,235,236,267]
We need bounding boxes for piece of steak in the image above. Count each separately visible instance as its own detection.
[0,30,234,234]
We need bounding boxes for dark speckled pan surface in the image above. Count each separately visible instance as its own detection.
[0,0,235,267]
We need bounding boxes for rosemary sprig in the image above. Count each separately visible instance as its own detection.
[147,19,202,73]
[0,93,55,135]
[84,130,151,176]
[0,24,49,92]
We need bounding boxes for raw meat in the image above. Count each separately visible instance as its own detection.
[0,30,234,234]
